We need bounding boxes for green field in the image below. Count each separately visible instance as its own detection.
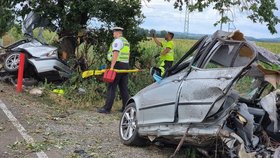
[139,37,280,64]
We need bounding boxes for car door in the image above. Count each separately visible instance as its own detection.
[177,40,256,123]
[137,36,210,125]
[138,70,185,124]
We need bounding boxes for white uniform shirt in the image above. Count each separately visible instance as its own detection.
[112,38,124,52]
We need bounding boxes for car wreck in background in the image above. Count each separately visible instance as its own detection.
[119,30,280,157]
[0,12,72,84]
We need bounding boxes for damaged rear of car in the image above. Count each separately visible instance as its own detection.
[119,30,280,157]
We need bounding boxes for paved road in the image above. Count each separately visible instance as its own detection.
[0,99,46,158]
[0,82,187,158]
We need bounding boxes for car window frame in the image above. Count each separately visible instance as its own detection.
[197,38,254,69]
[165,35,209,77]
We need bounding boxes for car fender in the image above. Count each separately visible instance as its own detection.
[126,96,145,125]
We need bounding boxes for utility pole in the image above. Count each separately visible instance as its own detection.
[184,6,190,38]
[220,9,224,30]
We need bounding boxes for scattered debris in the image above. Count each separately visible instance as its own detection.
[274,147,280,158]
[29,88,43,96]
[74,149,86,154]
[260,90,280,132]
[78,88,86,95]
[52,89,65,95]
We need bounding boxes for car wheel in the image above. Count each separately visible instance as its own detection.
[4,52,20,72]
[119,103,146,146]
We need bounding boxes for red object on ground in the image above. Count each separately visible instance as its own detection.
[103,69,116,83]
[16,53,25,92]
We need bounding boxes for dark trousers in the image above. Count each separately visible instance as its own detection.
[163,60,173,71]
[103,62,130,111]
[159,60,173,76]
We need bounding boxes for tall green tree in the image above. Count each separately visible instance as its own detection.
[8,0,144,63]
[151,0,280,34]
[160,30,167,38]
[0,1,14,37]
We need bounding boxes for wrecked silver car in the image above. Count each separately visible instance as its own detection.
[0,12,72,83]
[119,30,280,157]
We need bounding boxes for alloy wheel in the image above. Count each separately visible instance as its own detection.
[120,106,137,140]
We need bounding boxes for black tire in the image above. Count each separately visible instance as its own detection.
[119,103,146,146]
[4,52,20,72]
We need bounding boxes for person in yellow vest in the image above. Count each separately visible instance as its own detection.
[98,27,130,114]
[152,32,175,76]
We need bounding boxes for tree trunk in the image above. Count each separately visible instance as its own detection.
[58,36,77,60]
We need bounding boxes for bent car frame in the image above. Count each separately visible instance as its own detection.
[119,30,280,157]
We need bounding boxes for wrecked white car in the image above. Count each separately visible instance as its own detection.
[119,30,280,157]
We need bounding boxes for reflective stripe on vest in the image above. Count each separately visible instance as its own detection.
[107,37,130,63]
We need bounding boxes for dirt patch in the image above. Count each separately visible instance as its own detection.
[0,82,187,157]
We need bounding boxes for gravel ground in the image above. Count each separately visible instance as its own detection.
[0,82,187,158]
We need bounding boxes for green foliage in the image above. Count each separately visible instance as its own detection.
[11,1,145,45]
[33,28,58,44]
[259,61,280,71]
[0,1,14,37]
[160,30,168,38]
[162,0,280,34]
[6,0,146,67]
[7,25,23,41]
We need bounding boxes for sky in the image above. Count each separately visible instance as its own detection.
[140,0,280,39]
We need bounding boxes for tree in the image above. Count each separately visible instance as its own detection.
[0,1,14,37]
[149,29,156,36]
[150,0,280,34]
[160,30,167,38]
[7,0,145,63]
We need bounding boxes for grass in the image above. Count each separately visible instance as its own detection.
[138,38,197,66]
[256,42,280,54]
[141,37,280,60]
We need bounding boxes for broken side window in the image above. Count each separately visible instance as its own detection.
[201,41,254,69]
[232,45,254,67]
[234,76,259,99]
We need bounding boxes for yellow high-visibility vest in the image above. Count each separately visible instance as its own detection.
[160,40,174,61]
[107,37,130,63]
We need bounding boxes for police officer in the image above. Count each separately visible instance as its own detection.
[98,27,130,114]
[152,32,175,76]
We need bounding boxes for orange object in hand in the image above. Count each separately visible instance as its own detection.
[103,69,117,83]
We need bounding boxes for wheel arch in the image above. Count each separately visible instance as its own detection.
[126,97,142,110]
[126,98,135,106]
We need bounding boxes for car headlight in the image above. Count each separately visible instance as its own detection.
[47,50,58,57]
